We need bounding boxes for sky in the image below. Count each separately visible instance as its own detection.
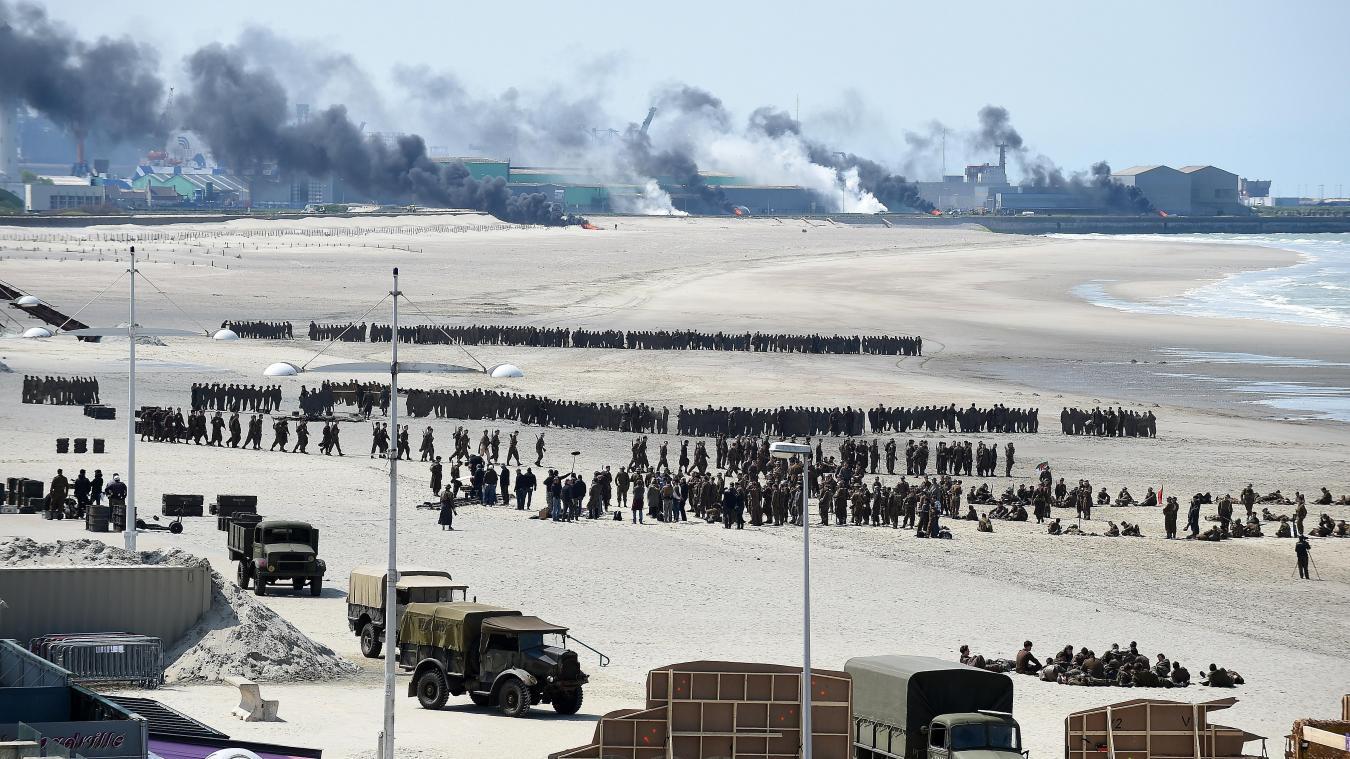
[36,0,1350,196]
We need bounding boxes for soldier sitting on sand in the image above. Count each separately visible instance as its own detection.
[1261,507,1281,521]
[1170,662,1191,686]
[1275,518,1293,538]
[1114,487,1135,506]
[1314,513,1336,537]
[1315,487,1333,505]
[1121,521,1143,537]
[964,504,978,520]
[1140,487,1158,507]
[978,513,994,532]
[1104,522,1121,537]
[1097,487,1111,506]
[1047,518,1063,535]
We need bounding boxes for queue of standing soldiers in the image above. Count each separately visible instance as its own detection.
[1060,407,1156,437]
[287,321,924,355]
[22,375,99,405]
[868,404,1039,434]
[190,383,284,413]
[221,320,292,339]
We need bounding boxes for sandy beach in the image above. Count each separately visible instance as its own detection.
[1,215,1346,759]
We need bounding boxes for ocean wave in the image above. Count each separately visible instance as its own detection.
[1064,232,1350,329]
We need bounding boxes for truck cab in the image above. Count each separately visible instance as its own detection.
[926,712,1023,759]
[347,566,468,658]
[227,516,325,597]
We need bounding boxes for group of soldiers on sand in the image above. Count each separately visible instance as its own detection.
[22,375,99,405]
[190,383,284,413]
[961,641,1243,688]
[1060,407,1157,437]
[139,407,345,454]
[221,320,292,339]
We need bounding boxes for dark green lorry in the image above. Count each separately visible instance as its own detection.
[226,514,326,597]
[398,602,588,718]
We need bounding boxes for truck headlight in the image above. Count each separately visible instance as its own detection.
[268,564,276,572]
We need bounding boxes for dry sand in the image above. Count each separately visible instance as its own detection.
[0,214,1347,758]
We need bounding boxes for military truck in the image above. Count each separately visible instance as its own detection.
[398,602,588,718]
[347,565,469,658]
[846,655,1023,759]
[226,514,326,597]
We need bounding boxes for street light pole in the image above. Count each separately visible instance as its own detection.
[381,267,401,759]
[800,455,812,759]
[769,441,814,759]
[126,248,137,551]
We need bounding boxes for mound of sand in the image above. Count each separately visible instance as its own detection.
[0,537,357,683]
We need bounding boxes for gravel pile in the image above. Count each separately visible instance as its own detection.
[0,538,357,683]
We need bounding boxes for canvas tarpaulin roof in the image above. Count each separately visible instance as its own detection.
[348,566,457,608]
[481,616,568,635]
[397,602,520,651]
[845,655,1014,729]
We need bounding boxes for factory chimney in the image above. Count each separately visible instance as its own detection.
[997,143,1007,173]
[0,100,17,180]
[72,128,90,176]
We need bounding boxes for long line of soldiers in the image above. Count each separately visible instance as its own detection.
[868,404,1039,434]
[297,321,923,355]
[1060,407,1156,437]
[22,375,99,405]
[189,383,284,413]
[221,320,292,339]
[403,388,667,433]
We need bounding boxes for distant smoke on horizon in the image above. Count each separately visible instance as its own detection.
[0,3,1152,217]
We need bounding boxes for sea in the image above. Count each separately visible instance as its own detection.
[1066,232,1350,329]
[1065,233,1350,423]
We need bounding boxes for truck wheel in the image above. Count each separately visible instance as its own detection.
[416,669,449,710]
[169,521,183,534]
[499,679,530,718]
[469,692,490,707]
[254,577,267,596]
[359,623,381,658]
[236,562,250,589]
[552,688,583,715]
[309,578,322,597]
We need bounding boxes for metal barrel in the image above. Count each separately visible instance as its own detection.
[86,504,110,532]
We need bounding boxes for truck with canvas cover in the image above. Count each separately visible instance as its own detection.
[846,655,1021,759]
[398,602,589,718]
[347,565,468,658]
[226,515,326,597]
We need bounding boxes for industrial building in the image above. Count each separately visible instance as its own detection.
[1180,165,1244,215]
[431,157,817,214]
[1112,165,1192,214]
[130,168,250,207]
[23,177,107,212]
[916,145,1016,212]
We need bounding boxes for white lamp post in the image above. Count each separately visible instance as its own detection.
[59,247,221,552]
[264,268,506,759]
[769,440,814,759]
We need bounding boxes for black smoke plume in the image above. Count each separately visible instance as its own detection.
[0,0,167,144]
[1020,157,1154,213]
[181,45,582,225]
[747,107,934,213]
[975,104,1023,151]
